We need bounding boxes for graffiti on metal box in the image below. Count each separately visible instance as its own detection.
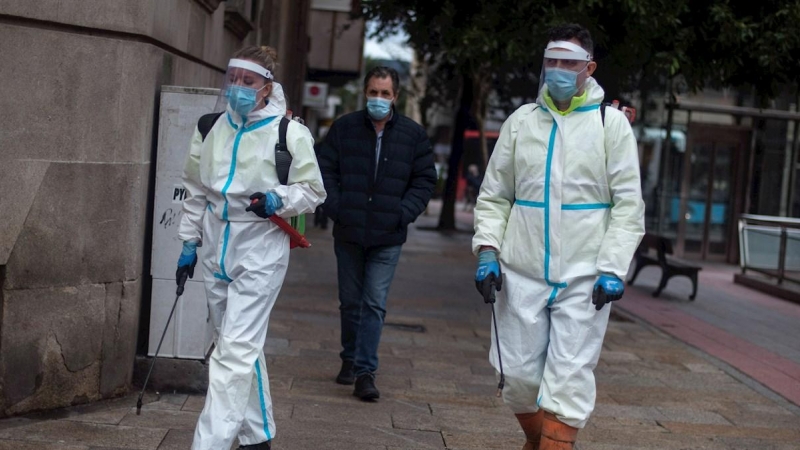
[159,208,180,229]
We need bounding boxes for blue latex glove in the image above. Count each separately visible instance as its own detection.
[176,241,198,287]
[246,191,283,218]
[475,250,503,303]
[592,273,624,310]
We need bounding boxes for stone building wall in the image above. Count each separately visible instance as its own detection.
[0,0,307,416]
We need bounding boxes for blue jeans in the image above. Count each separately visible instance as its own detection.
[334,240,402,376]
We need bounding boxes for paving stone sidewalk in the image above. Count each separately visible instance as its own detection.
[0,202,798,449]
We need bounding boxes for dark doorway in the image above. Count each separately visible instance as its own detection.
[677,124,750,263]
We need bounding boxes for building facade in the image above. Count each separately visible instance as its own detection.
[633,87,800,264]
[0,0,312,417]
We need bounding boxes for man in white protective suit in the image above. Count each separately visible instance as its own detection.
[472,24,644,450]
[177,45,326,450]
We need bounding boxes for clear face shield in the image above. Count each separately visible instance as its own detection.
[538,41,593,102]
[214,58,274,117]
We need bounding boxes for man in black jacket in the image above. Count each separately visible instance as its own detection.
[319,66,436,401]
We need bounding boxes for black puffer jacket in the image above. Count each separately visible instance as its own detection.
[319,108,436,247]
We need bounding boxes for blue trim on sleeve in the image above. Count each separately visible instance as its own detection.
[561,203,611,210]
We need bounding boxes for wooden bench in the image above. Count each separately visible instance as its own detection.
[627,233,702,300]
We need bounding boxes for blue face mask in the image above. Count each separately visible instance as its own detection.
[366,97,393,120]
[544,67,585,102]
[226,85,265,116]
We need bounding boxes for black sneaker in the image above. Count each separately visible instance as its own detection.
[239,441,270,449]
[336,360,355,385]
[353,373,380,401]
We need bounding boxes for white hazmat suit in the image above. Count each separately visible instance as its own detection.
[179,83,326,449]
[473,77,644,428]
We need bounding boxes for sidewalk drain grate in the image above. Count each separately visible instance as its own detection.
[385,322,426,333]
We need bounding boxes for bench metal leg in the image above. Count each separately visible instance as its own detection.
[627,260,646,286]
[689,272,698,301]
[653,272,669,298]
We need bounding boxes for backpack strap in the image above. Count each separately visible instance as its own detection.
[275,117,292,185]
[198,112,224,142]
[599,102,637,126]
[600,103,607,127]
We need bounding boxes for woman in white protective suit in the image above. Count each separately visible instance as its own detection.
[176,46,326,450]
[473,24,644,450]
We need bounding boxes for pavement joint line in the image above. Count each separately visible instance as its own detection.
[615,298,800,416]
[439,430,447,448]
[369,425,442,449]
[155,429,169,449]
[390,399,430,413]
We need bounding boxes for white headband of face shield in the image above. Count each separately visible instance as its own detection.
[228,58,274,80]
[543,40,592,61]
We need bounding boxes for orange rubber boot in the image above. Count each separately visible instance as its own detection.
[515,410,544,450]
[539,412,579,450]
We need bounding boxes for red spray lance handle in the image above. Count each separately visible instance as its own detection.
[609,100,637,124]
[270,216,311,248]
[250,198,311,248]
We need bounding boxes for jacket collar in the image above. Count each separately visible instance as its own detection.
[363,106,399,129]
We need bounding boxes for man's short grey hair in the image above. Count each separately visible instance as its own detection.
[363,66,400,95]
